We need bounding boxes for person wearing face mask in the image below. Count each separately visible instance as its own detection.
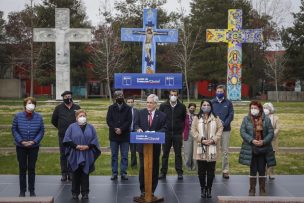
[126,97,140,169]
[63,109,101,200]
[191,100,223,198]
[239,101,276,196]
[106,90,132,181]
[183,103,197,171]
[51,90,80,182]
[263,102,279,180]
[12,97,44,197]
[159,90,186,180]
[211,85,234,179]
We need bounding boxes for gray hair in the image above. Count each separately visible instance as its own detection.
[114,90,123,98]
[147,94,159,103]
[263,102,275,113]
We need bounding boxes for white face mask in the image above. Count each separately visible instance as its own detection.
[251,109,259,116]
[170,95,177,102]
[26,103,35,112]
[77,116,87,125]
[263,109,270,116]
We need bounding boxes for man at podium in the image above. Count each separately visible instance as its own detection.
[134,94,167,201]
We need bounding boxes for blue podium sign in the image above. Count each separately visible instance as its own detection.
[114,73,182,89]
[130,132,165,144]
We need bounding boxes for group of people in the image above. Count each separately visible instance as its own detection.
[11,86,279,200]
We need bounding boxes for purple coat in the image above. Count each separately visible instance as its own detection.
[63,123,101,174]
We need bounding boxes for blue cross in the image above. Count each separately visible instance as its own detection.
[121,8,178,74]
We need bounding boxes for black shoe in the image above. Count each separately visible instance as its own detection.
[61,174,67,181]
[67,173,73,181]
[158,173,166,180]
[110,174,118,180]
[222,173,229,179]
[82,194,89,199]
[121,174,128,180]
[30,191,36,197]
[201,187,206,198]
[72,193,79,200]
[206,187,212,198]
[19,192,25,197]
[178,174,183,180]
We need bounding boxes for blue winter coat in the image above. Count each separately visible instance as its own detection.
[12,111,44,148]
[239,113,276,167]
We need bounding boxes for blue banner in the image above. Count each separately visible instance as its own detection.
[130,132,165,144]
[114,73,182,89]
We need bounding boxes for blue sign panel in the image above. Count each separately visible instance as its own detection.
[130,132,165,144]
[114,73,182,89]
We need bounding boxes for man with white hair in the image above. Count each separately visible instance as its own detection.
[134,94,167,201]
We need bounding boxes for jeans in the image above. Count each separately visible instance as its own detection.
[250,153,266,176]
[110,141,129,175]
[72,166,89,195]
[16,146,39,193]
[221,131,231,173]
[161,133,183,175]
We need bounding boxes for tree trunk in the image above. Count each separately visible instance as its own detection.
[275,68,279,102]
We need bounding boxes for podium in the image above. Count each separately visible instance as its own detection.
[131,132,165,203]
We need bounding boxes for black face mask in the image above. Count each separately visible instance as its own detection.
[189,110,195,114]
[116,98,124,104]
[63,98,72,105]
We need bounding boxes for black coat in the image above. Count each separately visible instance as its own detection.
[106,102,132,142]
[134,108,167,153]
[159,100,186,136]
[51,103,80,137]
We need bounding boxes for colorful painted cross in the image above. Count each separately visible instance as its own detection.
[206,9,263,100]
[121,8,178,74]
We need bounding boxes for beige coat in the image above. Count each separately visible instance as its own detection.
[269,114,279,152]
[191,114,223,161]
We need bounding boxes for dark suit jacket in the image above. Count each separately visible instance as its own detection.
[134,108,167,152]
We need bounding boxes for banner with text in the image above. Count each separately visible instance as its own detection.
[130,132,165,144]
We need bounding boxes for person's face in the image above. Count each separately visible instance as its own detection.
[188,105,196,113]
[76,112,86,120]
[201,101,210,108]
[216,88,224,94]
[126,99,134,107]
[169,91,178,97]
[63,94,72,99]
[147,97,157,112]
[26,100,33,105]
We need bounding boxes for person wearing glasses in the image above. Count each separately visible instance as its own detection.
[191,100,223,198]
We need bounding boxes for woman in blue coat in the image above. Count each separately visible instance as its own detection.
[239,101,276,196]
[12,97,44,197]
[63,109,101,200]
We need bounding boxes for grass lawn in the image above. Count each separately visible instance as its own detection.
[0,99,304,175]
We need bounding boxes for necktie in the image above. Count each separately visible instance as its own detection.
[149,111,153,127]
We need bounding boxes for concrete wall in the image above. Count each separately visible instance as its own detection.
[267,91,304,101]
[0,79,22,98]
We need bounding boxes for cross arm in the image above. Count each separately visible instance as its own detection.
[121,28,146,42]
[33,28,56,42]
[241,29,263,43]
[67,28,92,42]
[154,29,178,43]
[206,29,228,43]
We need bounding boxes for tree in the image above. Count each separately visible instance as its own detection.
[282,0,304,80]
[0,11,10,78]
[89,0,125,102]
[169,0,201,102]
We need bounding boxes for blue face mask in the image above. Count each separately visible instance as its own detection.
[216,93,224,99]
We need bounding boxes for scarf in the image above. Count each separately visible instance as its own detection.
[198,116,217,160]
[251,115,263,140]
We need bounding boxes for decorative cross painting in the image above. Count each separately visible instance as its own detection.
[206,9,263,100]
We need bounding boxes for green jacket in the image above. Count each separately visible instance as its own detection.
[239,113,276,167]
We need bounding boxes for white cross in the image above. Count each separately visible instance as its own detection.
[33,8,91,100]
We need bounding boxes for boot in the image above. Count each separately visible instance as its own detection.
[249,176,257,196]
[206,187,212,198]
[200,187,206,198]
[259,176,267,196]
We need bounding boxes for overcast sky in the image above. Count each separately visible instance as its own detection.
[0,0,301,28]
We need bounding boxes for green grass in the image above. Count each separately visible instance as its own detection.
[0,152,303,175]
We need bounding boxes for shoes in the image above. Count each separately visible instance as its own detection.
[67,173,72,181]
[178,174,183,180]
[82,193,89,199]
[121,174,128,180]
[110,174,118,180]
[158,173,166,180]
[269,176,275,180]
[222,173,229,179]
[72,193,79,200]
[61,174,67,181]
[30,191,36,197]
[19,191,25,197]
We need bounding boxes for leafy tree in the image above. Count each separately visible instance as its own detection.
[0,11,10,78]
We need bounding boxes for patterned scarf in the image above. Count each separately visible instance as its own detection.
[251,115,263,140]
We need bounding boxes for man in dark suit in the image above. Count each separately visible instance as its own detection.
[134,94,167,201]
[126,97,140,169]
